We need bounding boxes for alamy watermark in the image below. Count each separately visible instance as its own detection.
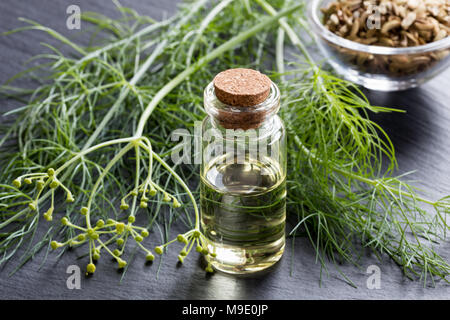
[366,265,381,289]
[66,5,81,30]
[66,265,81,289]
[348,1,382,30]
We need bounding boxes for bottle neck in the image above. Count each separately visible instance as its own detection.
[204,81,281,131]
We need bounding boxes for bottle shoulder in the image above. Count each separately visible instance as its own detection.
[202,115,285,141]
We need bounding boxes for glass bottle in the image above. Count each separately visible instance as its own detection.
[200,68,286,274]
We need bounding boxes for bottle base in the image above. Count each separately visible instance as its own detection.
[205,237,285,275]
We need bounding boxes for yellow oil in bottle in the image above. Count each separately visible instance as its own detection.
[200,155,286,274]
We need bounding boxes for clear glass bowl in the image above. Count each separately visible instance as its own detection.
[308,0,450,91]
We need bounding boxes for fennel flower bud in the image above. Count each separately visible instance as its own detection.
[49,180,59,189]
[36,180,44,191]
[117,258,127,269]
[61,217,69,226]
[86,263,96,274]
[96,219,105,228]
[28,202,37,211]
[44,207,54,221]
[116,222,125,234]
[173,199,181,208]
[51,241,61,250]
[205,264,214,273]
[66,193,75,203]
[149,188,157,196]
[12,178,22,188]
[140,201,148,209]
[177,234,188,244]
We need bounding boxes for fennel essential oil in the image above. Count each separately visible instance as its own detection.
[201,69,286,274]
[201,156,286,274]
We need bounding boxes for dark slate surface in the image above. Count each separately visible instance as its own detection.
[0,0,449,300]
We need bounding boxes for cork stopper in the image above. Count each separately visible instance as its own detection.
[213,68,271,107]
[212,69,272,130]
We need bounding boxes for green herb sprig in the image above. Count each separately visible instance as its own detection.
[0,0,301,275]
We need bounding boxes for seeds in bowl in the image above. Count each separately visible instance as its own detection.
[320,0,450,76]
